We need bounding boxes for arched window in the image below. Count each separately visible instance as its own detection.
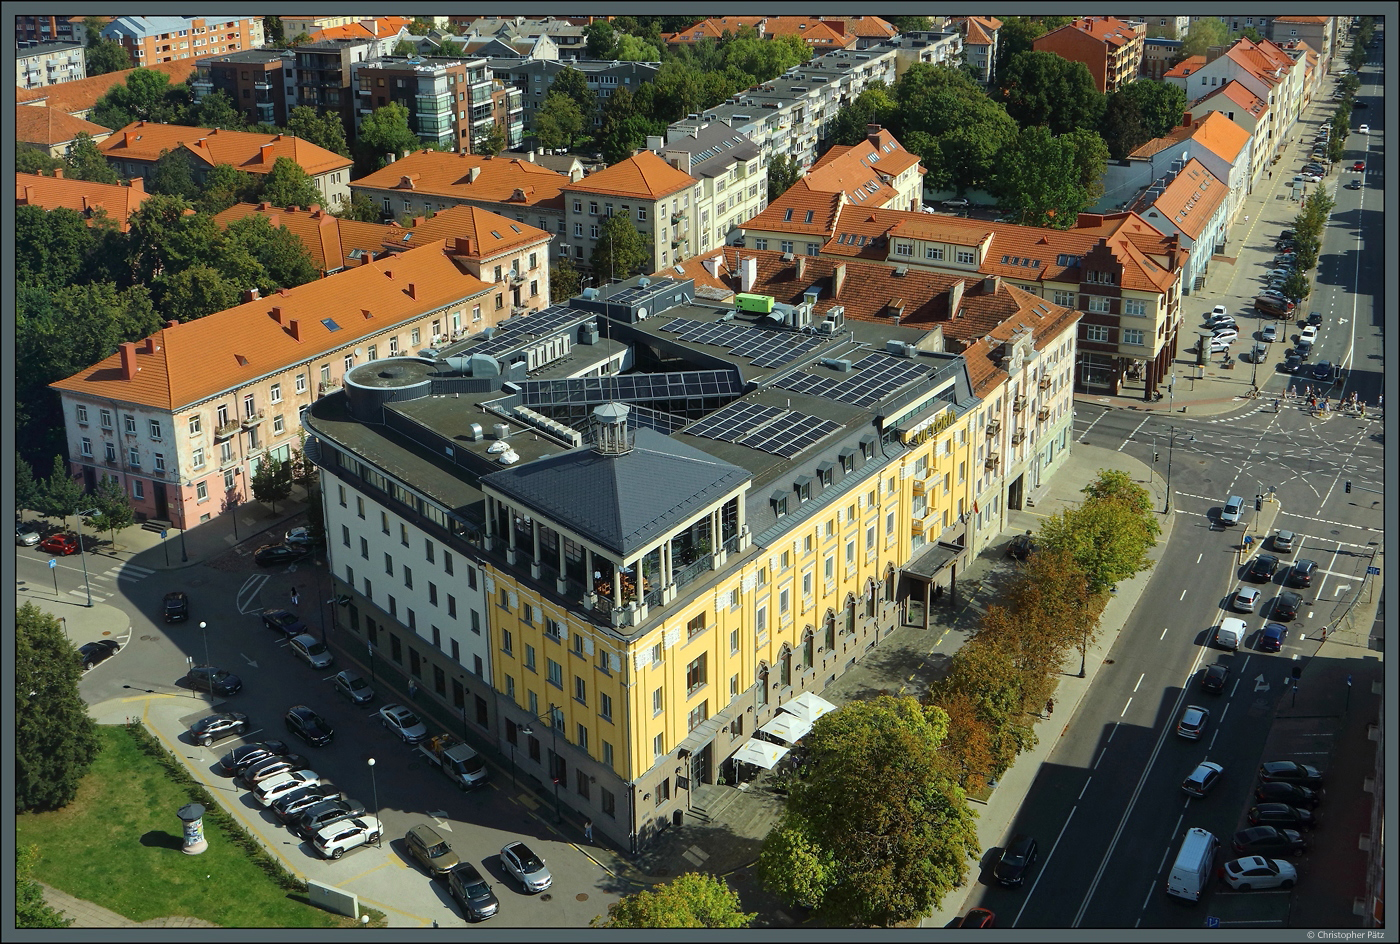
[884,565,896,602]
[778,645,792,688]
[865,579,877,618]
[844,594,856,633]
[801,628,814,669]
[823,610,836,651]
[756,662,769,707]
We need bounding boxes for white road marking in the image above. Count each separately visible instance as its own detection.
[1118,416,1151,452]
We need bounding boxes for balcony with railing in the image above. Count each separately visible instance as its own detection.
[240,409,265,429]
[214,420,240,441]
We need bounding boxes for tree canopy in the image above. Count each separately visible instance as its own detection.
[593,873,754,928]
[991,125,1106,229]
[89,66,186,129]
[64,132,121,185]
[250,454,293,512]
[17,602,102,813]
[259,156,324,208]
[590,215,649,281]
[85,37,132,77]
[997,51,1106,136]
[767,154,802,202]
[1180,18,1230,59]
[287,105,350,157]
[1039,468,1159,595]
[354,103,424,175]
[534,92,586,152]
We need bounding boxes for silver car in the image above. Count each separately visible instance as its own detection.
[500,841,552,893]
[333,670,375,705]
[16,525,41,546]
[289,633,334,670]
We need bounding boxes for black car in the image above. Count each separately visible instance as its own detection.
[261,608,308,638]
[1233,826,1308,857]
[1289,559,1318,587]
[220,740,290,776]
[1272,591,1302,621]
[1282,351,1302,373]
[186,665,243,696]
[254,543,311,567]
[163,591,190,622]
[1248,554,1280,582]
[190,711,251,747]
[448,863,500,922]
[1312,361,1334,383]
[79,639,120,670]
[994,835,1038,887]
[1007,532,1036,560]
[1292,341,1313,362]
[285,704,335,747]
[1201,662,1231,694]
[1307,310,1323,326]
[271,784,343,823]
[1259,760,1324,786]
[1353,100,1368,108]
[1255,782,1322,809]
[293,797,366,840]
[1248,803,1316,829]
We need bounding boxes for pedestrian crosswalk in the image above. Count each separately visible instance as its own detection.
[61,561,155,604]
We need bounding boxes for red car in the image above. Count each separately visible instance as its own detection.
[1352,161,1366,171]
[39,533,80,556]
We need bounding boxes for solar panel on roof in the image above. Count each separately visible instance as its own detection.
[737,412,842,458]
[775,353,930,407]
[684,401,786,442]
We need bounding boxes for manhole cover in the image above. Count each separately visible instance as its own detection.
[539,893,553,902]
[575,893,589,902]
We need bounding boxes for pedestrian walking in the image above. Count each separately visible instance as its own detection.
[583,818,594,843]
[1045,699,1055,719]
[1309,395,1316,409]
[1379,394,1384,410]
[290,586,299,606]
[407,678,418,699]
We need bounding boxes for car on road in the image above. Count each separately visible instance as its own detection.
[333,670,375,705]
[954,908,997,928]
[1273,530,1295,553]
[1259,760,1324,786]
[942,197,970,208]
[376,704,428,743]
[1222,856,1297,891]
[1220,495,1245,526]
[1346,179,1363,190]
[1201,662,1232,694]
[284,526,326,548]
[1256,782,1322,809]
[190,711,251,747]
[241,753,312,787]
[1007,531,1036,560]
[312,815,383,860]
[289,633,334,670]
[994,834,1039,887]
[79,639,120,670]
[1300,325,1318,344]
[285,705,335,747]
[1278,229,1295,240]
[1353,160,1366,171]
[16,524,41,546]
[405,824,461,878]
[1293,174,1322,184]
[262,608,308,638]
[254,543,311,567]
[1231,586,1261,613]
[1271,592,1301,622]
[220,740,289,776]
[1181,761,1224,798]
[1307,311,1322,326]
[254,770,326,808]
[292,797,366,839]
[186,665,243,696]
[1282,351,1302,373]
[40,533,80,556]
[447,863,500,922]
[1248,554,1280,582]
[1233,825,1308,857]
[1259,622,1288,652]
[1359,124,1369,134]
[1261,324,1278,343]
[500,841,553,893]
[1176,705,1210,740]
[1289,559,1318,587]
[1248,803,1316,830]
[162,591,190,622]
[1292,341,1313,363]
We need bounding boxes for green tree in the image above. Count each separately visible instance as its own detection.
[86,37,132,77]
[757,696,980,926]
[222,213,317,289]
[533,92,586,151]
[39,456,88,522]
[196,162,260,215]
[888,16,932,33]
[259,156,324,208]
[16,206,97,290]
[767,153,802,201]
[929,634,1041,773]
[89,475,135,550]
[437,39,466,58]
[991,125,1104,229]
[1039,471,1159,596]
[354,102,425,174]
[616,34,662,62]
[63,132,121,185]
[997,51,1105,136]
[83,15,107,46]
[16,602,102,813]
[1099,90,1148,161]
[90,66,182,129]
[264,16,285,44]
[155,264,241,322]
[289,428,320,493]
[993,16,1051,83]
[1238,26,1263,43]
[17,844,72,928]
[126,195,219,283]
[549,66,598,120]
[593,872,754,928]
[590,215,649,281]
[146,147,202,200]
[287,105,350,157]
[250,454,294,512]
[550,259,584,304]
[724,35,812,82]
[893,62,1018,193]
[824,86,897,147]
[190,88,245,131]
[474,122,507,157]
[392,39,418,57]
[1180,18,1230,59]
[585,21,619,60]
[16,452,43,517]
[335,192,383,223]
[1119,80,1186,139]
[17,142,64,175]
[287,32,312,47]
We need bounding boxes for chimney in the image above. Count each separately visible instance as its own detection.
[468,166,482,183]
[242,288,260,303]
[144,337,159,354]
[309,204,321,215]
[948,279,965,318]
[982,274,1001,295]
[412,215,425,227]
[288,319,302,341]
[270,306,285,324]
[53,168,64,179]
[259,142,274,164]
[407,283,417,299]
[128,175,143,194]
[526,150,537,163]
[832,262,846,298]
[119,342,138,380]
[359,253,374,266]
[166,320,179,329]
[866,123,882,147]
[123,130,137,147]
[646,134,664,151]
[740,256,758,293]
[384,270,394,281]
[667,152,691,175]
[702,255,721,279]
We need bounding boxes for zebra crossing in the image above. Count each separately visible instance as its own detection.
[66,560,156,603]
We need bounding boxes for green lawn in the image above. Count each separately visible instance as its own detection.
[16,725,351,928]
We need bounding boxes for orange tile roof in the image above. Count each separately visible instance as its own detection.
[959,16,998,47]
[351,150,569,210]
[1185,110,1251,164]
[213,202,399,274]
[1272,15,1329,24]
[562,150,695,200]
[1064,16,1142,49]
[664,17,765,44]
[311,16,412,42]
[761,17,858,49]
[1199,80,1267,119]
[16,105,111,148]
[741,180,845,235]
[50,240,495,412]
[381,203,552,259]
[1164,55,1205,79]
[16,170,150,231]
[100,122,353,177]
[1131,158,1226,241]
[803,128,922,204]
[13,59,197,115]
[829,17,897,40]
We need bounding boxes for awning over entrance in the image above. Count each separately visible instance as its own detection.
[675,713,725,757]
[732,738,789,770]
[779,691,838,726]
[759,712,814,744]
[903,540,962,580]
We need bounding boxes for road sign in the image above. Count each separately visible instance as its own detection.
[161,529,169,539]
[1367,566,1380,575]
[1206,916,1221,928]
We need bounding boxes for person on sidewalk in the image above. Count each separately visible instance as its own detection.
[290,586,299,606]
[583,818,594,843]
[1044,699,1054,719]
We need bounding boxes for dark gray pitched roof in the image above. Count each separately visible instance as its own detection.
[481,426,751,558]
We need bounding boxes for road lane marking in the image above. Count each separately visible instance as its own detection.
[1133,674,1145,692]
[1120,698,1133,717]
[1118,415,1151,451]
[1011,804,1076,929]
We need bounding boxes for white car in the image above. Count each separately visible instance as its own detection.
[1300,325,1318,344]
[1208,304,1229,319]
[1262,324,1278,343]
[1211,329,1238,347]
[942,197,970,208]
[254,769,323,807]
[1359,124,1369,134]
[1293,174,1322,184]
[1207,336,1233,354]
[376,703,428,743]
[1222,856,1297,891]
[313,815,383,859]
[1232,587,1262,613]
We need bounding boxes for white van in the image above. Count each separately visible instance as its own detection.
[1220,496,1244,525]
[1166,827,1219,902]
[1215,617,1246,650]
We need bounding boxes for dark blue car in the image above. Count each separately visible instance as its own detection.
[1260,622,1288,652]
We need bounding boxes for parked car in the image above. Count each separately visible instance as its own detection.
[284,526,326,548]
[500,841,553,893]
[289,633,335,670]
[1248,803,1316,830]
[1181,761,1224,798]
[1233,825,1307,856]
[376,704,428,743]
[1207,304,1230,319]
[186,665,243,696]
[16,525,41,546]
[448,863,500,921]
[994,834,1039,887]
[1222,856,1297,891]
[220,740,289,776]
[1272,592,1301,621]
[1293,174,1322,184]
[1232,587,1261,613]
[241,753,312,788]
[1201,662,1232,694]
[1249,554,1280,582]
[1255,781,1322,809]
[293,797,367,840]
[333,670,375,705]
[1259,760,1324,786]
[1255,296,1296,317]
[39,533,80,556]
[262,608,308,638]
[162,591,190,622]
[1259,622,1288,652]
[1007,531,1036,560]
[1176,705,1210,740]
[1207,336,1233,355]
[1261,324,1278,343]
[1307,310,1323,326]
[271,784,342,824]
[254,543,311,567]
[79,639,120,670]
[405,824,460,878]
[285,705,335,747]
[190,711,251,747]
[955,908,997,928]
[942,197,970,208]
[1289,559,1318,587]
[1273,530,1295,553]
[312,815,383,859]
[254,770,326,808]
[1300,325,1318,344]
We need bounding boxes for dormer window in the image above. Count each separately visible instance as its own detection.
[795,476,813,502]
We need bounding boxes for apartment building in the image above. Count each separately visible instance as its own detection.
[1140,37,1184,81]
[560,152,697,273]
[351,56,496,154]
[489,59,661,133]
[351,150,570,261]
[1126,159,1230,296]
[1113,110,1254,235]
[17,105,112,158]
[1270,16,1337,71]
[1032,16,1146,94]
[102,16,265,67]
[645,124,765,252]
[16,40,86,89]
[49,239,501,530]
[192,49,291,128]
[1165,37,1307,147]
[951,16,1002,84]
[16,170,150,231]
[99,121,354,209]
[308,16,412,56]
[291,39,378,144]
[280,16,360,38]
[1190,82,1272,188]
[882,30,965,79]
[15,15,91,44]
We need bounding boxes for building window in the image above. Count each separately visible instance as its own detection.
[80,438,93,458]
[780,241,794,254]
[76,404,89,425]
[524,644,536,671]
[755,238,768,250]
[148,419,162,439]
[547,658,562,689]
[124,414,137,434]
[1124,298,1147,316]
[1085,324,1110,343]
[1123,328,1145,346]
[652,687,663,715]
[600,692,612,721]
[686,653,707,695]
[128,447,140,467]
[574,676,586,704]
[654,733,665,759]
[687,701,709,733]
[196,481,208,501]
[270,383,282,404]
[925,246,945,260]
[273,415,285,435]
[295,373,307,393]
[132,479,144,500]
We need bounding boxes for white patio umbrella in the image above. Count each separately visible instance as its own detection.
[731,738,789,770]
[759,711,814,744]
[780,691,838,725]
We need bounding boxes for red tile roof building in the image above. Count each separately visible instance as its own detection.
[1032,16,1146,94]
[17,170,150,231]
[50,239,502,530]
[952,16,1002,83]
[15,59,198,119]
[16,104,112,157]
[663,16,866,51]
[101,16,265,68]
[560,151,697,274]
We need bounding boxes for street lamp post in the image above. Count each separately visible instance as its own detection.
[198,621,212,678]
[180,482,193,562]
[520,704,563,823]
[367,758,381,847]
